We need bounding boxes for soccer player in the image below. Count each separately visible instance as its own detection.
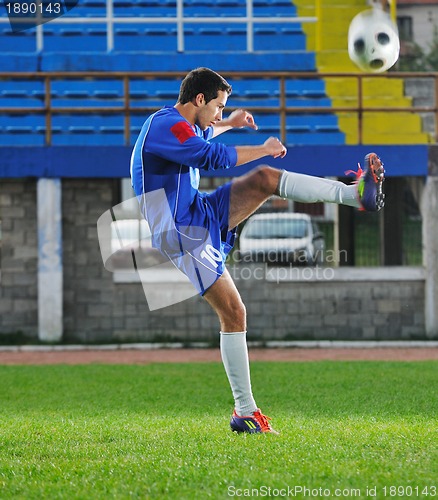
[130,67,384,434]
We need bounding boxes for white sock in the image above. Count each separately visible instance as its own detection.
[278,170,361,208]
[220,331,257,416]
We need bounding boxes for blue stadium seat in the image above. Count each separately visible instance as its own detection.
[286,114,340,129]
[314,125,341,133]
[183,0,296,17]
[2,90,28,98]
[69,126,96,133]
[212,129,270,146]
[254,25,306,51]
[0,114,45,145]
[286,131,345,145]
[287,125,312,133]
[184,25,224,51]
[133,0,176,16]
[94,90,121,99]
[1,28,37,52]
[50,79,123,107]
[112,25,177,51]
[253,0,297,16]
[287,97,332,107]
[155,90,179,99]
[100,126,125,133]
[36,126,63,135]
[281,26,303,35]
[43,25,107,51]
[302,89,327,98]
[5,126,34,134]
[69,0,106,16]
[285,79,326,95]
[63,90,90,98]
[50,114,126,145]
[87,28,107,37]
[0,80,44,108]
[32,90,59,99]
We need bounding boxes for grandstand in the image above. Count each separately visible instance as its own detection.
[0,0,436,344]
[0,0,432,147]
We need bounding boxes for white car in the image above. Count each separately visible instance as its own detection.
[238,213,325,265]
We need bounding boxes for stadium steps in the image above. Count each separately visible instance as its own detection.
[293,0,432,145]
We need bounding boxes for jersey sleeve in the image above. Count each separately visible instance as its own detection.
[203,126,214,141]
[145,117,237,171]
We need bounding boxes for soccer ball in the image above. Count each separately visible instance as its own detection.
[348,8,400,73]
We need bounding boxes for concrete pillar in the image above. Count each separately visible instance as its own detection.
[422,176,438,338]
[37,178,63,342]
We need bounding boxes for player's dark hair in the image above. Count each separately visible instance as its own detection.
[177,68,232,104]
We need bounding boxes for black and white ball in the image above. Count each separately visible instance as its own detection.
[348,8,400,73]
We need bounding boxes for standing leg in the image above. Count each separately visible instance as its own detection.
[203,269,256,415]
[204,269,277,433]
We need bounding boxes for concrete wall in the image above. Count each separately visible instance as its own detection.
[236,270,425,341]
[0,178,430,343]
[0,180,38,336]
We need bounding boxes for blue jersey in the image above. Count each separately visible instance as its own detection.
[130,106,238,295]
[130,106,237,224]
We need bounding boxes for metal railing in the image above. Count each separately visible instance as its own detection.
[0,70,436,145]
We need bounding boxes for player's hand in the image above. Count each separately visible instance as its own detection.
[264,137,287,158]
[227,109,258,130]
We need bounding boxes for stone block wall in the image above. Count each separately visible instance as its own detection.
[237,275,425,341]
[0,179,38,336]
[0,178,429,343]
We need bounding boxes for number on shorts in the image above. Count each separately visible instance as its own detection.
[200,244,222,268]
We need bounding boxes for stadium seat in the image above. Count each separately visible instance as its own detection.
[49,79,123,107]
[286,131,345,145]
[314,125,341,133]
[0,81,44,108]
[36,126,63,135]
[49,114,126,145]
[1,90,28,98]
[0,113,45,145]
[1,28,37,52]
[113,25,177,51]
[94,90,122,99]
[32,90,59,99]
[43,25,107,51]
[287,125,312,133]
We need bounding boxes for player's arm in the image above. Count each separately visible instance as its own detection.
[235,137,287,166]
[211,109,258,138]
[147,119,285,171]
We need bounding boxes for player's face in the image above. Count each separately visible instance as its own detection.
[196,90,228,130]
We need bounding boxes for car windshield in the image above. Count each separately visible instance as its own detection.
[111,219,151,251]
[244,218,309,239]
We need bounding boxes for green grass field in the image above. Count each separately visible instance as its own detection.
[0,361,437,499]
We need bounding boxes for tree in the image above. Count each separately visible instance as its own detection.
[396,25,438,72]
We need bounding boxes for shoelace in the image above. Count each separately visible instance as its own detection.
[345,163,363,180]
[252,411,273,432]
